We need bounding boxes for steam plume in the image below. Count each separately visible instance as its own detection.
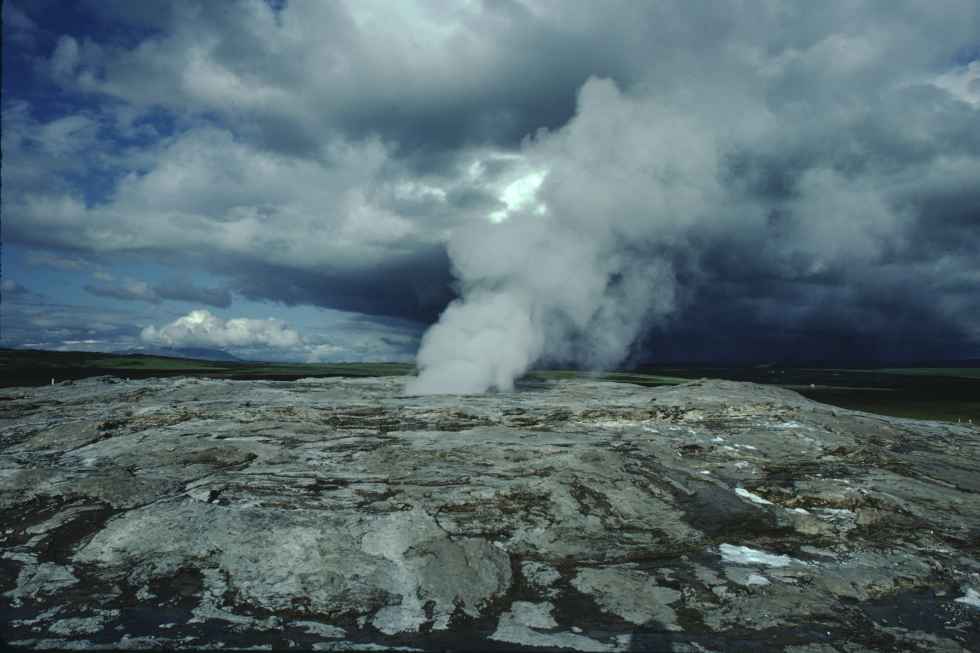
[408,79,701,394]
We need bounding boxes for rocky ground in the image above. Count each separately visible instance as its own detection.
[1,375,978,651]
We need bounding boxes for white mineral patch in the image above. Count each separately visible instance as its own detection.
[725,567,773,587]
[6,562,78,604]
[510,601,558,629]
[735,488,774,506]
[521,561,561,596]
[361,509,511,634]
[361,511,433,635]
[47,613,116,636]
[955,588,980,608]
[190,568,277,629]
[491,611,613,652]
[720,544,802,568]
[571,568,681,628]
[591,420,643,429]
[295,621,346,638]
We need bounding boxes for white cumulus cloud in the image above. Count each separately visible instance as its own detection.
[141,309,302,349]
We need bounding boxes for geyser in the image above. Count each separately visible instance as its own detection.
[407,79,702,395]
[409,62,916,395]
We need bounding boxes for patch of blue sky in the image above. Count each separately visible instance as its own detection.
[6,237,423,359]
[951,43,980,66]
[5,245,91,302]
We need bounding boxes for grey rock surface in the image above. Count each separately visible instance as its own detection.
[1,375,978,651]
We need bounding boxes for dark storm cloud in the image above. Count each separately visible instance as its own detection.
[19,0,644,160]
[4,0,980,364]
[225,246,454,323]
[644,262,975,363]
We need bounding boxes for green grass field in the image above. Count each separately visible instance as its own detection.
[89,356,226,370]
[2,348,977,422]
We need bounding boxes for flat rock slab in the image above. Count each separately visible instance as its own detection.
[1,376,978,652]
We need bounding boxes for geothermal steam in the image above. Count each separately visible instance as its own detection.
[408,72,911,394]
[407,79,716,394]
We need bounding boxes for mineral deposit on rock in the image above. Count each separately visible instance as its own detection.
[1,376,978,651]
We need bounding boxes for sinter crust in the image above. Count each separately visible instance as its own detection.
[1,376,978,651]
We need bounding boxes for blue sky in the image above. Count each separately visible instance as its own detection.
[3,1,979,365]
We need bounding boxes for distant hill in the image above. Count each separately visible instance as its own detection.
[122,346,245,363]
[0,347,413,388]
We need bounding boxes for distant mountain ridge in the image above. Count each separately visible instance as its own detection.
[118,346,246,363]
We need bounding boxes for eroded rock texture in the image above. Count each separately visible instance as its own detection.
[1,376,978,651]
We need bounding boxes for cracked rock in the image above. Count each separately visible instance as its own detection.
[1,375,978,651]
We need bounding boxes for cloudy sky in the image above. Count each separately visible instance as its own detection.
[3,0,979,365]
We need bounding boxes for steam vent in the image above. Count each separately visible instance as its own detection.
[2,376,979,651]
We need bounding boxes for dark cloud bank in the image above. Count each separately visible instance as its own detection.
[3,1,978,380]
